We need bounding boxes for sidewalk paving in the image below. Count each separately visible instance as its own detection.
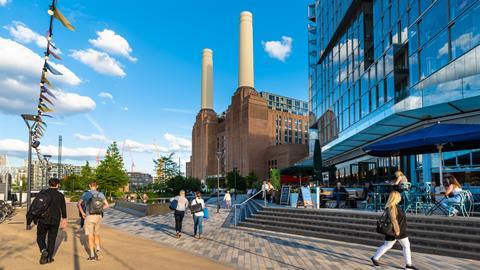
[103,204,480,270]
[0,207,231,270]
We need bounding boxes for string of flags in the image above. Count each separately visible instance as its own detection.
[32,0,75,146]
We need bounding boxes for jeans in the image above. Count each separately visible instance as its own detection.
[332,194,343,207]
[193,215,203,236]
[37,222,59,259]
[373,237,412,266]
[174,210,185,233]
[441,195,462,214]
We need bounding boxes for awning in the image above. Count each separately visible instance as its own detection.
[363,123,480,157]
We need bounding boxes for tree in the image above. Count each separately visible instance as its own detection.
[166,175,201,195]
[206,177,225,190]
[226,170,247,192]
[96,142,129,200]
[79,161,94,189]
[62,174,82,192]
[245,171,259,189]
[270,168,281,190]
[154,153,180,182]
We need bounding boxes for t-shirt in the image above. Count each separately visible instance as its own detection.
[191,198,205,217]
[81,190,106,215]
[174,196,189,211]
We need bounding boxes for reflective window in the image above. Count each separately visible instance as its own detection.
[419,0,448,46]
[419,30,449,79]
[361,92,370,118]
[409,52,419,85]
[451,2,480,59]
[450,0,476,20]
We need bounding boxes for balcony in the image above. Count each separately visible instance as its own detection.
[308,4,316,22]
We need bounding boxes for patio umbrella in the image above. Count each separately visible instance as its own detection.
[363,123,480,186]
[313,139,323,185]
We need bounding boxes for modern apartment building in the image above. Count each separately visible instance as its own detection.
[308,0,480,186]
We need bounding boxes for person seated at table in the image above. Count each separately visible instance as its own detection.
[362,182,374,202]
[332,182,348,208]
[441,175,463,216]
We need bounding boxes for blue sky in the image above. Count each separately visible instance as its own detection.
[0,0,310,174]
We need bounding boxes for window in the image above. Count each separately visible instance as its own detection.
[418,0,448,46]
[361,92,370,118]
[451,3,480,59]
[419,30,449,79]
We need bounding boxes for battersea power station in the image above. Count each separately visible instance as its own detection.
[187,11,309,182]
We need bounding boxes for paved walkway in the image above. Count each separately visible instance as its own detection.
[103,204,480,270]
[0,207,230,270]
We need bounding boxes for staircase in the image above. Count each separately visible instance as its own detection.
[238,201,480,260]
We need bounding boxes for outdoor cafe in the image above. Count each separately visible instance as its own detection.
[278,124,480,217]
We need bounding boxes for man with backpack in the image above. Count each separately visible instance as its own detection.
[30,178,67,265]
[77,181,109,261]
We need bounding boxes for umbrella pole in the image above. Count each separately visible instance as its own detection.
[438,144,444,187]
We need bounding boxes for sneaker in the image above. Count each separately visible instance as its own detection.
[370,257,380,266]
[405,265,419,270]
[95,250,103,261]
[87,256,96,262]
[47,258,55,264]
[39,249,49,264]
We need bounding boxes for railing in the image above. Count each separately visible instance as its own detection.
[233,189,266,226]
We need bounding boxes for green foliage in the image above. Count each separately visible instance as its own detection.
[154,153,181,183]
[245,171,259,189]
[166,175,201,195]
[80,161,95,186]
[96,142,129,199]
[206,177,225,190]
[62,174,83,191]
[270,168,281,190]
[226,170,247,191]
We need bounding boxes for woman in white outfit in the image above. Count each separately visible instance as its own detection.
[371,191,418,270]
[441,175,463,216]
[191,191,205,239]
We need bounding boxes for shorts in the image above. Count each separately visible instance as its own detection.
[84,214,102,235]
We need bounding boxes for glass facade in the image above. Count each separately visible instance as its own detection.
[308,0,480,186]
[260,92,309,116]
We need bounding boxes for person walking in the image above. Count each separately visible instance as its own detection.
[77,181,109,261]
[371,191,418,269]
[36,178,67,265]
[173,190,189,238]
[223,191,232,209]
[191,191,205,239]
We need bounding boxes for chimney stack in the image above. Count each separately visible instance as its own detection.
[201,48,213,110]
[238,11,254,88]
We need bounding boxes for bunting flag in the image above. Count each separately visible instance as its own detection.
[41,86,56,99]
[54,8,75,31]
[40,93,54,105]
[41,73,54,89]
[45,62,63,75]
[49,49,62,60]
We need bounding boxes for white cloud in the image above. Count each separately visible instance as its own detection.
[122,106,129,111]
[70,48,126,77]
[0,138,104,160]
[89,29,137,62]
[0,0,10,7]
[262,36,293,62]
[123,139,158,153]
[0,37,93,115]
[3,21,48,49]
[74,133,109,142]
[85,114,104,135]
[164,133,191,152]
[98,91,114,102]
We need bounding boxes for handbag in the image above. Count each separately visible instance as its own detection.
[190,199,203,213]
[203,207,209,219]
[376,209,395,237]
[169,199,178,211]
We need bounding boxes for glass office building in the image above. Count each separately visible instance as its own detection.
[308,0,480,186]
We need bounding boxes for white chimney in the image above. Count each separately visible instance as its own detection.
[201,48,213,109]
[238,11,254,88]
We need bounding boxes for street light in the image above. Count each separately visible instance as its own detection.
[233,167,237,202]
[216,150,223,213]
[21,114,38,229]
[43,154,52,190]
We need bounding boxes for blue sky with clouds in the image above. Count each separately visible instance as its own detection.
[0,0,310,174]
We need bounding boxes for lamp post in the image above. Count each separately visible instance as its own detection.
[43,154,52,189]
[21,114,38,229]
[233,167,237,202]
[216,150,223,213]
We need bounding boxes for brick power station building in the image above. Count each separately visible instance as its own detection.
[188,12,309,182]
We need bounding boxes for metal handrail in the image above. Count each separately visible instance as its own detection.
[233,189,266,226]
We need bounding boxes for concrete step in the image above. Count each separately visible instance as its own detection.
[246,216,480,244]
[239,221,480,260]
[252,212,480,235]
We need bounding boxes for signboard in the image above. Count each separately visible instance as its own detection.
[280,185,291,205]
[297,186,314,208]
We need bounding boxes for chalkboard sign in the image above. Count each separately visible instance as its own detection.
[297,186,314,208]
[280,185,291,205]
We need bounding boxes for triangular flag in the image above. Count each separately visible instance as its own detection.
[41,86,56,99]
[54,9,75,31]
[45,62,63,76]
[41,73,54,89]
[42,114,53,118]
[39,104,53,113]
[49,49,62,60]
[40,93,54,105]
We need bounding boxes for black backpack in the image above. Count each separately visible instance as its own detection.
[26,190,51,225]
[88,192,104,215]
[376,209,395,237]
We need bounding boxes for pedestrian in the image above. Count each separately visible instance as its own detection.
[173,190,189,238]
[191,191,205,239]
[268,181,275,203]
[79,189,88,229]
[262,181,270,200]
[223,191,232,209]
[371,191,418,269]
[36,178,67,265]
[77,181,109,261]
[142,193,149,204]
